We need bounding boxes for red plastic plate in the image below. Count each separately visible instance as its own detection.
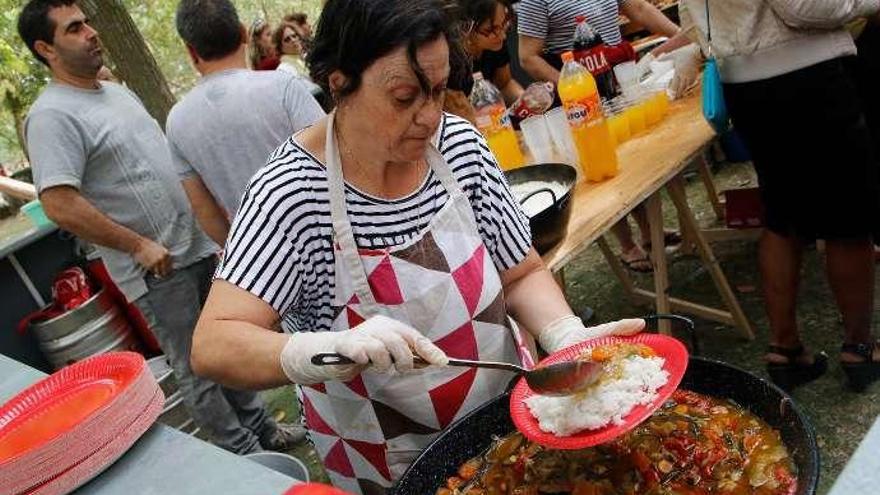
[0,352,145,463]
[510,334,688,449]
[23,387,164,495]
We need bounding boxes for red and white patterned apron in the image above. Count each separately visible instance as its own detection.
[297,112,531,494]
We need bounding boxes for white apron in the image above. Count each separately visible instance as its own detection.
[297,112,530,494]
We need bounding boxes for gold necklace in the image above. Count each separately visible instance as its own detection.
[333,117,428,233]
[333,119,427,200]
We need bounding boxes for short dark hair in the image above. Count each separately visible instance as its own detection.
[176,0,242,61]
[308,0,468,101]
[458,0,506,27]
[283,12,308,25]
[17,0,77,66]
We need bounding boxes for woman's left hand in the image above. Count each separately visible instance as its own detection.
[535,315,646,354]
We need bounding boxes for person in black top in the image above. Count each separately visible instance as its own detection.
[445,0,523,123]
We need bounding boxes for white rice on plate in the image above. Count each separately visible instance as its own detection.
[524,355,669,436]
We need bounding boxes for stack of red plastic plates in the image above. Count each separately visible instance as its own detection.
[0,352,164,495]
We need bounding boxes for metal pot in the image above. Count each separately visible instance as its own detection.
[505,163,577,255]
[392,356,819,495]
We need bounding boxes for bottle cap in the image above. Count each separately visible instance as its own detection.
[574,15,585,23]
[560,51,574,63]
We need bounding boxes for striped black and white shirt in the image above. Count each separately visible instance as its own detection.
[216,114,532,333]
[516,0,627,55]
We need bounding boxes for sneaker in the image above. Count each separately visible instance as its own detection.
[261,423,308,451]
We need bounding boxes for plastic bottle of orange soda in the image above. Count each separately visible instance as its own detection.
[557,51,618,181]
[470,72,524,170]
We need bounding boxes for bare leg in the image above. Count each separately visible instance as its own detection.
[825,237,878,363]
[633,204,680,247]
[632,205,651,242]
[612,218,652,271]
[760,230,812,364]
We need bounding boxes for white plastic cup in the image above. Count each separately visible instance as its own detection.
[613,61,639,90]
[544,107,581,179]
[520,115,554,163]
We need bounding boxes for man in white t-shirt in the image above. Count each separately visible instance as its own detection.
[167,0,324,246]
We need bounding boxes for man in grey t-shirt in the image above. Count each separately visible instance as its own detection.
[168,0,323,246]
[19,0,292,455]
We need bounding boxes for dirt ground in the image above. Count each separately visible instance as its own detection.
[257,159,879,493]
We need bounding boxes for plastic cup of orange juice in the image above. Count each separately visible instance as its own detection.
[623,97,647,135]
[643,93,662,126]
[604,100,631,146]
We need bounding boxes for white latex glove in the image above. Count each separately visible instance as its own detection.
[635,53,655,79]
[661,44,701,99]
[279,315,449,385]
[534,315,646,354]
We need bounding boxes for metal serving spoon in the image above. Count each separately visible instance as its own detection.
[311,353,603,396]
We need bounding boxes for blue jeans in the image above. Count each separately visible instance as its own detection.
[134,257,276,454]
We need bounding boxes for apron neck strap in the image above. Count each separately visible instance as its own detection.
[324,111,463,315]
[325,110,380,314]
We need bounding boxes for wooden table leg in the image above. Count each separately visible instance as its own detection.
[697,148,725,220]
[667,176,755,339]
[597,235,638,303]
[646,191,671,334]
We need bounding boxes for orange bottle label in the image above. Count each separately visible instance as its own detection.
[475,104,512,135]
[564,93,602,129]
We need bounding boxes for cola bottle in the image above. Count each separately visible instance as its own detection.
[571,16,616,99]
[508,82,555,120]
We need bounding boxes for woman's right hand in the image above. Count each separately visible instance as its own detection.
[279,315,448,385]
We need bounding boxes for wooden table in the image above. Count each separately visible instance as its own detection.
[538,95,754,338]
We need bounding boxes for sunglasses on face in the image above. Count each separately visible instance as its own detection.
[283,34,300,43]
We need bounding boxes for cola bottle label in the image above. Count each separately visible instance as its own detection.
[574,45,617,99]
[510,82,555,119]
[574,46,611,75]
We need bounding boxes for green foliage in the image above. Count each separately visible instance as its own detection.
[0,1,50,163]
[0,0,324,161]
[120,0,323,97]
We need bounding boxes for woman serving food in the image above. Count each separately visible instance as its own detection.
[191,0,642,493]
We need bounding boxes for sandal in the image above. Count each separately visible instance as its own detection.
[642,231,683,252]
[619,253,653,273]
[841,342,880,392]
[765,344,828,392]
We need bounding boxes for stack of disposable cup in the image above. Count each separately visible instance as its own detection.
[613,61,643,101]
[544,107,582,180]
[0,352,164,495]
[520,115,555,163]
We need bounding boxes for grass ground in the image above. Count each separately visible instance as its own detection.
[261,159,880,493]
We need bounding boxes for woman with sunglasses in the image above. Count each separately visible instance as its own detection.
[444,0,523,123]
[275,22,323,96]
[274,23,307,78]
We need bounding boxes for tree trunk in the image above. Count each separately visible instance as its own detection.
[79,0,175,128]
[3,90,29,159]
